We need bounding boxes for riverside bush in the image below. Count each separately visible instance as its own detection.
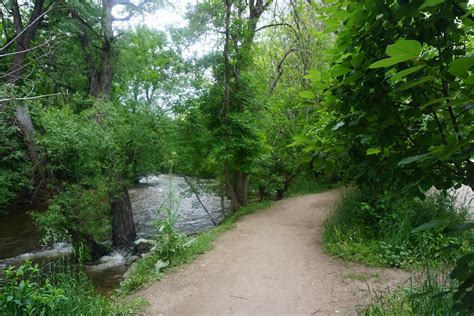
[0,260,128,315]
[324,191,471,268]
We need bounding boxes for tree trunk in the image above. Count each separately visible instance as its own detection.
[15,104,45,181]
[6,0,48,188]
[110,186,136,248]
[241,173,249,206]
[235,171,243,203]
[224,162,241,212]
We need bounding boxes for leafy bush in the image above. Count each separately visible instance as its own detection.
[324,191,471,268]
[0,260,133,315]
[32,184,110,248]
[0,101,33,207]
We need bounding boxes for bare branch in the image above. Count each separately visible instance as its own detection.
[0,3,55,53]
[0,92,64,103]
[0,38,55,58]
[255,23,294,33]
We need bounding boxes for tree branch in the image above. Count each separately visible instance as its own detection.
[0,2,55,53]
[255,22,293,33]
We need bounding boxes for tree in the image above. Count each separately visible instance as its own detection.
[299,0,473,200]
[1,0,56,191]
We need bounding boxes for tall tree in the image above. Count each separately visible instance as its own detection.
[1,0,55,189]
[67,0,161,248]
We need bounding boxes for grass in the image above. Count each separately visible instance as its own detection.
[285,175,337,198]
[119,200,272,294]
[343,271,380,282]
[323,190,471,269]
[0,259,143,315]
[360,269,457,315]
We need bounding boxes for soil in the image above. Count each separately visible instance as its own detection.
[136,189,409,315]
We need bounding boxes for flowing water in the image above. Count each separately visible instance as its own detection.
[0,175,230,294]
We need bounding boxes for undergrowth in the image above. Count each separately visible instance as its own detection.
[324,190,471,269]
[0,260,141,315]
[285,175,336,197]
[360,269,457,315]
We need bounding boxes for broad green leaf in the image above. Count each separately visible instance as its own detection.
[366,147,381,155]
[351,53,365,67]
[331,65,351,77]
[291,134,308,145]
[369,57,405,69]
[386,39,422,60]
[448,56,474,77]
[390,65,425,82]
[420,97,448,110]
[398,75,435,91]
[299,90,315,99]
[304,70,321,81]
[412,220,444,233]
[419,0,445,10]
[465,76,474,85]
[398,153,432,166]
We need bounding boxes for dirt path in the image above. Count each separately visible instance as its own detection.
[137,189,409,315]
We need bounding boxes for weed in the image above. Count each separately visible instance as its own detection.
[360,269,456,315]
[343,272,380,282]
[0,260,135,315]
[324,190,470,269]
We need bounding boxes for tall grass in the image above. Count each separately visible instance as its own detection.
[324,190,470,268]
[0,259,140,315]
[361,269,456,315]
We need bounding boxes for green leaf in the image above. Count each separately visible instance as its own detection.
[464,76,474,85]
[446,222,474,232]
[369,57,406,69]
[412,220,444,233]
[366,147,381,155]
[386,39,422,60]
[390,65,425,82]
[304,70,321,81]
[398,75,435,91]
[351,53,365,67]
[299,90,315,99]
[398,153,432,166]
[448,56,474,77]
[331,65,351,77]
[419,0,445,10]
[288,134,308,147]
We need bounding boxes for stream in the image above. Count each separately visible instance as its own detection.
[0,175,230,294]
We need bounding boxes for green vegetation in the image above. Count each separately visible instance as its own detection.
[285,175,336,198]
[325,191,470,268]
[0,0,472,314]
[362,270,457,315]
[0,260,141,315]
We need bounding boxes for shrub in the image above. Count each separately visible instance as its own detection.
[324,190,471,268]
[0,260,132,315]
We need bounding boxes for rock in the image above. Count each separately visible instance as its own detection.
[132,238,155,256]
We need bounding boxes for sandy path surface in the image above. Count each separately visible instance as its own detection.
[137,189,409,315]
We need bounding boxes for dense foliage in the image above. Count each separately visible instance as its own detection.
[0,0,472,314]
